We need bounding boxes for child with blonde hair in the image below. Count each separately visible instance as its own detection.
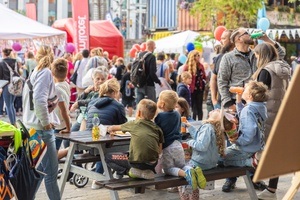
[106,99,164,179]
[180,109,225,199]
[155,90,206,192]
[221,80,268,168]
[177,71,192,106]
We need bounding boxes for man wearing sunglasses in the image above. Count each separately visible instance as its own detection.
[217,27,285,193]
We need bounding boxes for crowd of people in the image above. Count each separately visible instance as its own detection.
[0,27,294,199]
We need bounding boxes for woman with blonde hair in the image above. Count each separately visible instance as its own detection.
[85,78,127,189]
[84,47,108,74]
[183,50,206,120]
[22,45,61,199]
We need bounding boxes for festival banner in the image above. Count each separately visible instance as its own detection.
[72,0,90,52]
[25,3,37,21]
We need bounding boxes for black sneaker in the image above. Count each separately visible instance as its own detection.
[253,181,267,191]
[222,180,236,192]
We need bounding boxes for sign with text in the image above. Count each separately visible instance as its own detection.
[72,0,90,52]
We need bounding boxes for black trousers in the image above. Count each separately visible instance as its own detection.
[191,90,204,120]
[105,152,156,175]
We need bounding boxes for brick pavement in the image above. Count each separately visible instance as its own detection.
[35,174,300,200]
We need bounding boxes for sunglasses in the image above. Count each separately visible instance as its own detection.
[238,31,249,38]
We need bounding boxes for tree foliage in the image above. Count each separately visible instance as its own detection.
[190,0,265,29]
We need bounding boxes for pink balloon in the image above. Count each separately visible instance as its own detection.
[12,42,22,52]
[65,43,76,53]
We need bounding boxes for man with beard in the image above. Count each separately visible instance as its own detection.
[217,28,285,108]
[217,28,285,193]
[210,29,234,109]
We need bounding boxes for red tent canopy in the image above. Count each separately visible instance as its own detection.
[52,19,124,58]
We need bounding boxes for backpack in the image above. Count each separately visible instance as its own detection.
[3,62,23,96]
[130,52,152,88]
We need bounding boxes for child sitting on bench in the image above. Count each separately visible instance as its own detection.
[155,90,206,191]
[106,99,164,179]
[220,80,268,168]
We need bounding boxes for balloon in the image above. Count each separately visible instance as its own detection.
[65,43,76,53]
[12,42,22,51]
[186,42,195,52]
[194,42,202,49]
[195,46,203,52]
[258,17,270,32]
[132,44,141,51]
[140,42,147,51]
[178,54,187,64]
[214,26,227,41]
[129,48,137,58]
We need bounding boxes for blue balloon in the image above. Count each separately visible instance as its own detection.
[258,17,270,32]
[178,54,187,64]
[186,42,195,52]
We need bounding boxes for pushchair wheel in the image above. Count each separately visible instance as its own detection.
[73,174,89,188]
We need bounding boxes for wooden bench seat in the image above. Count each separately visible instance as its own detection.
[100,166,257,199]
[59,153,100,164]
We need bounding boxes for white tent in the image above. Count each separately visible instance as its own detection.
[0,3,65,45]
[155,30,200,54]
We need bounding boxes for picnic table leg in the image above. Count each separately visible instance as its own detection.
[242,171,258,200]
[58,142,76,198]
[96,143,120,200]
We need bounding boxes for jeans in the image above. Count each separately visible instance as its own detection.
[14,96,22,112]
[221,144,253,167]
[0,94,4,115]
[36,129,60,200]
[94,161,104,174]
[135,86,156,105]
[2,86,16,124]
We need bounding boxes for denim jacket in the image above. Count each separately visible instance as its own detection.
[187,123,219,170]
[236,101,267,153]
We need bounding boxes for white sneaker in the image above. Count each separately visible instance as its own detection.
[91,180,104,190]
[257,189,277,200]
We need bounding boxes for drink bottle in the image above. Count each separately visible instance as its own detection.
[181,116,187,134]
[92,114,100,141]
[229,86,244,94]
[251,32,264,39]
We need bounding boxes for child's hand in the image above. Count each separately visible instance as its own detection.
[228,134,239,143]
[236,93,242,103]
[183,121,191,128]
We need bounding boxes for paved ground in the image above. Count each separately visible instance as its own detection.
[34,173,300,200]
[4,109,300,199]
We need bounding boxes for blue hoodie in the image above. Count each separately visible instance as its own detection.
[236,101,268,153]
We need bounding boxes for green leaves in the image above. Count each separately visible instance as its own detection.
[191,0,265,29]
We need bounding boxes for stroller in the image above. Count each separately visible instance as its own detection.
[58,150,98,188]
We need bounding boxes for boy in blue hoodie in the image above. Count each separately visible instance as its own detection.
[221,80,268,167]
